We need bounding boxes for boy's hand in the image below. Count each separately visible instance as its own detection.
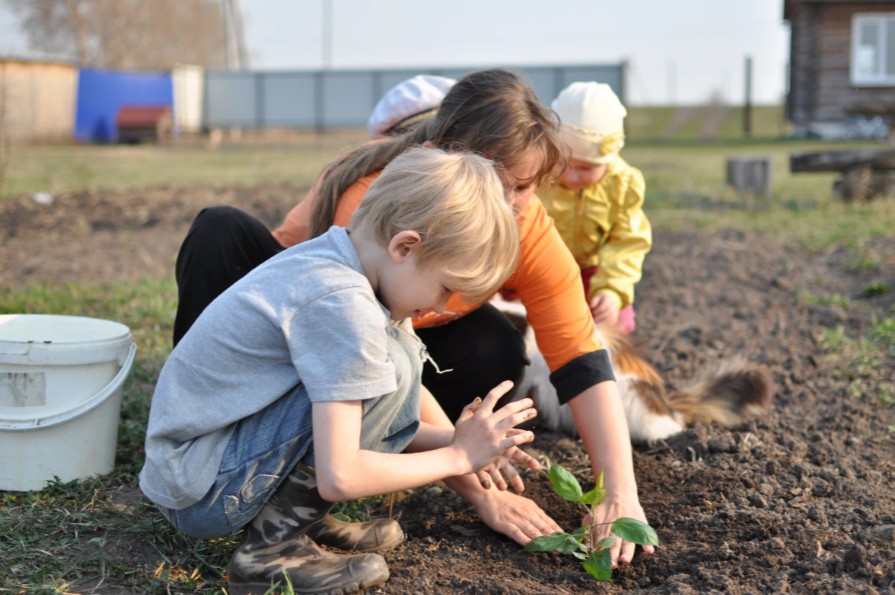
[475,440,541,492]
[464,392,541,492]
[453,381,537,473]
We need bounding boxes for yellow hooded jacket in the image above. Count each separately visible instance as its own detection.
[539,156,651,309]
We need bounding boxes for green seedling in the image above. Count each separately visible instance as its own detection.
[525,465,659,582]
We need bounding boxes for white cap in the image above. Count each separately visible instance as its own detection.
[551,82,627,165]
[367,75,456,138]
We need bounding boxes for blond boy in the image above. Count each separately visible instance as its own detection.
[140,147,537,594]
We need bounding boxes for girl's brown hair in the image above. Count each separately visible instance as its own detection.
[308,68,566,239]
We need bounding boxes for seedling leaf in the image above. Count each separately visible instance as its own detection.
[524,532,587,556]
[583,548,613,582]
[549,465,584,503]
[596,535,616,549]
[581,485,606,506]
[611,517,659,546]
[524,532,569,552]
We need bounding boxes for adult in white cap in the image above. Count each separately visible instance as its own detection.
[367,74,456,138]
[540,81,652,335]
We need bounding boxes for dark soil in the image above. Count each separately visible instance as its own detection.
[2,188,894,594]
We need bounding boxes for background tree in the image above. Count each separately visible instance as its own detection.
[0,65,10,192]
[3,0,232,70]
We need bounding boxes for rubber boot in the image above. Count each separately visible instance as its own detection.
[308,514,405,553]
[264,463,404,553]
[228,464,390,595]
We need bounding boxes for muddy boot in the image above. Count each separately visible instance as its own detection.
[228,464,390,595]
[307,514,405,553]
[257,462,404,554]
[296,472,404,554]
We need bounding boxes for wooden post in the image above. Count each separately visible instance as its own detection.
[743,56,753,139]
[726,156,771,199]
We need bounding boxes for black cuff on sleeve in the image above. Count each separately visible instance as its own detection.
[549,350,615,405]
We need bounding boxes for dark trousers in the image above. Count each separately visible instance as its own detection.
[415,303,529,422]
[173,206,283,346]
[173,206,529,422]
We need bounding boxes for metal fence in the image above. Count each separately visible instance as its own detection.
[203,63,626,131]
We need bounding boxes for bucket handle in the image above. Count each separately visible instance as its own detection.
[0,342,138,432]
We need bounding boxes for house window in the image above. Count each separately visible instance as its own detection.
[852,13,895,85]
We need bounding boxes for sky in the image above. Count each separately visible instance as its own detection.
[0,0,791,106]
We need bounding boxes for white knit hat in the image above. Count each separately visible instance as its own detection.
[551,82,627,165]
[367,75,456,138]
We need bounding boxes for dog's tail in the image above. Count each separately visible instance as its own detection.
[665,357,773,426]
[604,329,773,430]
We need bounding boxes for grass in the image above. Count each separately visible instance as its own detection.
[1,108,894,592]
[624,138,895,257]
[817,318,895,405]
[625,104,789,142]
[0,130,366,199]
[798,292,852,309]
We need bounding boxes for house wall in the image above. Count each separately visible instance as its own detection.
[788,1,895,135]
[788,2,820,126]
[0,60,78,143]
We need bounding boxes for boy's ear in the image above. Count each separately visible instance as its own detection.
[388,230,422,261]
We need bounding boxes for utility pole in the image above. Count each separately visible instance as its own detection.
[743,55,753,138]
[221,0,249,70]
[667,60,676,106]
[321,0,332,70]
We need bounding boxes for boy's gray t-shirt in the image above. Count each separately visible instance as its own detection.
[140,227,415,509]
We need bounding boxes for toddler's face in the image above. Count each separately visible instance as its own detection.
[558,159,608,191]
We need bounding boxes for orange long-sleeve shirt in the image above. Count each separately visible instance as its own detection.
[272,173,605,380]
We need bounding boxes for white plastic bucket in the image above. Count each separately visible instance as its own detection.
[0,314,137,491]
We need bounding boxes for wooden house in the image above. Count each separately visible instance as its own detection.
[785,0,895,138]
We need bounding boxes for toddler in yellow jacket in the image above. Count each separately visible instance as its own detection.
[539,82,652,334]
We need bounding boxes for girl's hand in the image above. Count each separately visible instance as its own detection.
[474,438,541,492]
[453,381,537,473]
[585,491,656,567]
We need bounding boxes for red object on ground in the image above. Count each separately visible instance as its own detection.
[115,106,172,143]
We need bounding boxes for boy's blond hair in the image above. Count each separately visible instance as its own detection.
[350,147,519,303]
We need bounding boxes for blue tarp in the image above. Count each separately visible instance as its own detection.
[75,69,173,143]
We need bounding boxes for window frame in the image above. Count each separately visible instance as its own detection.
[851,12,895,86]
